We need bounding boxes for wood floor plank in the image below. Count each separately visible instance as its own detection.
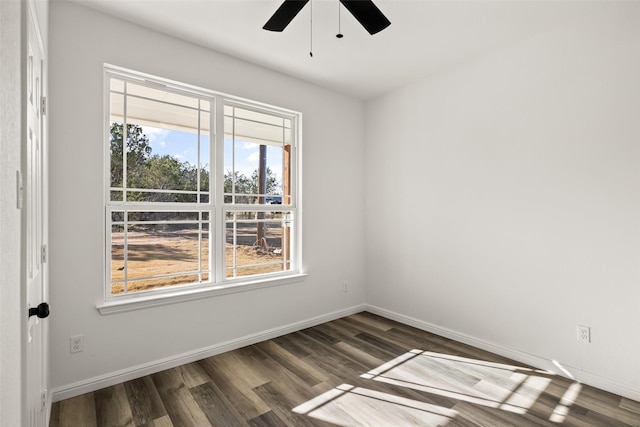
[245,344,324,406]
[175,361,210,389]
[50,312,640,427]
[197,355,271,420]
[314,320,360,341]
[321,322,405,365]
[254,340,329,387]
[151,368,212,427]
[299,327,341,347]
[568,408,635,427]
[569,388,640,425]
[123,376,168,425]
[333,316,398,342]
[295,330,372,377]
[350,311,395,331]
[48,400,61,427]
[55,393,98,427]
[94,383,135,427]
[190,381,250,427]
[353,331,406,358]
[209,350,271,390]
[137,415,174,427]
[252,381,332,427]
[150,415,174,427]
[621,397,640,414]
[332,340,387,368]
[385,325,457,353]
[271,333,314,359]
[522,389,562,421]
[452,400,553,427]
[247,410,290,427]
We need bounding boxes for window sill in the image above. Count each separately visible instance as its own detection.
[96,273,307,315]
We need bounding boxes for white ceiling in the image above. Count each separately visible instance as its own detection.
[72,0,592,100]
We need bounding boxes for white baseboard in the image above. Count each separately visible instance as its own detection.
[365,304,640,403]
[51,304,366,402]
[51,303,640,403]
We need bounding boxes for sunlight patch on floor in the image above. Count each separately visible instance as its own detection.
[362,350,553,414]
[293,383,456,426]
[293,349,584,425]
[550,382,582,423]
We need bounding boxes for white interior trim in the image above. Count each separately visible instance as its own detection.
[97,273,307,315]
[52,303,366,401]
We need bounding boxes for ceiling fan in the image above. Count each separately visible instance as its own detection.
[263,0,391,35]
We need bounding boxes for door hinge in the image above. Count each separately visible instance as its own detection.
[41,244,47,264]
[16,170,23,209]
[41,96,47,116]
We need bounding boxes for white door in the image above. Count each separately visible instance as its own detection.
[25,3,49,426]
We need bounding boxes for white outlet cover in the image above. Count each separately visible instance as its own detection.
[577,325,590,343]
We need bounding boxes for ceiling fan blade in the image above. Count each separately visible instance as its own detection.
[340,0,390,35]
[263,0,310,32]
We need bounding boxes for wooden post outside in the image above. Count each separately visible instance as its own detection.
[282,144,291,265]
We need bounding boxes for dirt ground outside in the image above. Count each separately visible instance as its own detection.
[110,228,288,294]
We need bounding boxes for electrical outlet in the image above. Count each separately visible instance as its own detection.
[577,325,590,343]
[343,281,349,292]
[70,335,84,353]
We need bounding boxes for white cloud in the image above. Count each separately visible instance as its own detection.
[141,126,169,143]
[247,151,260,163]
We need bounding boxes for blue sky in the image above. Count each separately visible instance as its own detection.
[142,125,283,189]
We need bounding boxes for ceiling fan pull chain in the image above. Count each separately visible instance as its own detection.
[309,0,313,57]
[337,1,343,38]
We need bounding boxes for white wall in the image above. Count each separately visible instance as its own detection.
[48,1,365,394]
[365,2,640,399]
[49,0,640,403]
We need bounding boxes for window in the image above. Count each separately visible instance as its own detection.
[104,66,300,305]
[224,104,295,279]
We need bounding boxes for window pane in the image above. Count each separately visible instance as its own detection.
[129,96,201,133]
[109,209,211,295]
[111,211,125,222]
[127,83,201,111]
[199,123,210,202]
[110,78,124,93]
[224,106,291,207]
[126,275,200,294]
[126,190,198,203]
[111,224,125,294]
[109,77,211,205]
[230,117,287,146]
[116,119,205,202]
[125,223,201,287]
[125,124,199,189]
[127,211,199,222]
[201,221,210,281]
[109,120,124,191]
[110,190,123,202]
[225,210,292,279]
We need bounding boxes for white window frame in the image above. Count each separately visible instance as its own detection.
[98,65,304,315]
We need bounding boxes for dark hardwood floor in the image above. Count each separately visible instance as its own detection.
[49,312,640,426]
